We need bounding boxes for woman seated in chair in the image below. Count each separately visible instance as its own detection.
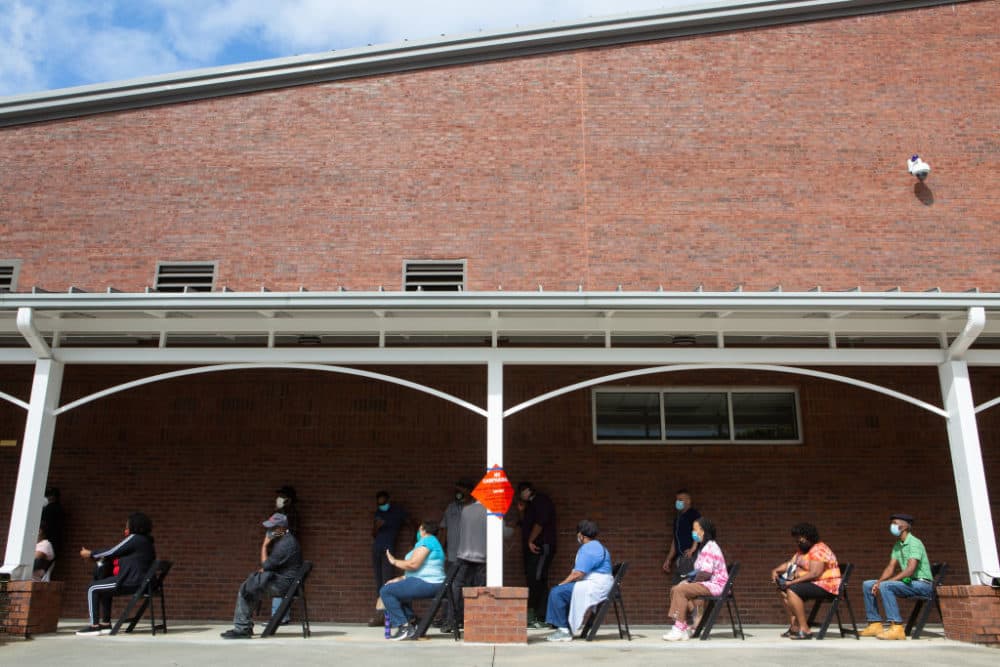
[32,522,55,581]
[663,517,728,642]
[770,522,841,640]
[543,519,613,642]
[76,512,156,636]
[380,519,446,641]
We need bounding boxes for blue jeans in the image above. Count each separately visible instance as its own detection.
[379,577,443,627]
[862,579,933,623]
[545,581,576,630]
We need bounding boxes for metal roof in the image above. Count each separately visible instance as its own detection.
[0,0,965,127]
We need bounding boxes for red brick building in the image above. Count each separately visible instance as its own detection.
[1,0,998,629]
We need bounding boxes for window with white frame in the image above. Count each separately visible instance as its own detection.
[0,261,21,293]
[593,387,801,444]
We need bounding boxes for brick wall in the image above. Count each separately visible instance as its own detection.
[939,585,1000,645]
[0,2,998,293]
[0,581,63,637]
[0,363,997,624]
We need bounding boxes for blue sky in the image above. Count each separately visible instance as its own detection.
[0,1,689,97]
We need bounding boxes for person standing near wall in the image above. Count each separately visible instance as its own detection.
[662,488,701,584]
[518,481,557,628]
[371,490,407,626]
[270,485,300,624]
[438,478,473,627]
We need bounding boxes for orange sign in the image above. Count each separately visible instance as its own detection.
[472,465,514,516]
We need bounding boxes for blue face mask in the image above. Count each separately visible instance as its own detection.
[378,503,389,512]
[890,523,902,537]
[691,530,702,543]
[675,500,686,511]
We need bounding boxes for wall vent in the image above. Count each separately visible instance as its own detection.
[155,262,217,292]
[403,260,466,292]
[0,261,21,293]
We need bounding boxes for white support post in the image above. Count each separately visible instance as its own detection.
[938,360,1000,584]
[1,359,64,579]
[486,360,504,587]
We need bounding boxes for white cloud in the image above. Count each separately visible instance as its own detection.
[0,0,682,96]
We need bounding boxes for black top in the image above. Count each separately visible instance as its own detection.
[673,507,702,554]
[93,533,156,588]
[522,491,557,551]
[41,501,65,554]
[263,532,303,596]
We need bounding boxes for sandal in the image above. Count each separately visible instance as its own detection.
[789,630,813,640]
[780,627,796,638]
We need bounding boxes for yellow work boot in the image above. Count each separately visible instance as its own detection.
[876,623,906,640]
[859,622,884,637]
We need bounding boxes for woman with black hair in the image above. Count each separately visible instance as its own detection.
[76,512,156,636]
[770,522,841,639]
[663,517,729,642]
[543,519,614,642]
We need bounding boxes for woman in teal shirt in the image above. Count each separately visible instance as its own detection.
[381,519,446,640]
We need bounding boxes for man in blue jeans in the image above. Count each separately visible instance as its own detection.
[860,513,933,640]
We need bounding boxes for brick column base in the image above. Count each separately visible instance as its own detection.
[0,581,64,638]
[938,585,1000,646]
[462,586,528,644]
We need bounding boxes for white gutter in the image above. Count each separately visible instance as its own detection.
[948,307,987,360]
[15,308,51,359]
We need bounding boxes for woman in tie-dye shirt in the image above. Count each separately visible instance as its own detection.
[662,517,729,642]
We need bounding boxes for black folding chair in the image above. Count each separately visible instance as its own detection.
[807,562,859,639]
[906,562,948,639]
[261,561,313,638]
[414,560,462,641]
[581,561,632,641]
[110,559,172,636]
[691,562,744,641]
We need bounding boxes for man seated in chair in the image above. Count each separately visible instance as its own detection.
[860,512,933,641]
[221,512,303,639]
[544,520,613,642]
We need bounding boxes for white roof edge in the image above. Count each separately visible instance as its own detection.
[1,290,997,312]
[0,0,964,126]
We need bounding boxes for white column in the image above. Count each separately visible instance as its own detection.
[486,360,504,586]
[1,359,64,580]
[938,360,1000,584]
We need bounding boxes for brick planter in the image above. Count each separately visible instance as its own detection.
[462,586,528,644]
[938,585,1000,647]
[0,581,64,638]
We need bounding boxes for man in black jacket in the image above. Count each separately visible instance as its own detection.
[221,512,303,639]
[77,512,156,635]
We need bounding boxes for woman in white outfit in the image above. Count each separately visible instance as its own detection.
[544,519,614,641]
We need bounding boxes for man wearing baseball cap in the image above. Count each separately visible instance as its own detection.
[859,513,933,640]
[221,512,303,639]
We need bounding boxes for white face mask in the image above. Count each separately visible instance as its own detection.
[41,497,49,508]
[276,497,287,509]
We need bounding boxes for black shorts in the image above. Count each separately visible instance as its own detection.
[787,581,832,600]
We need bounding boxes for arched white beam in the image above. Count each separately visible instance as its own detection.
[504,364,949,419]
[975,396,1000,415]
[53,363,488,418]
[0,390,30,411]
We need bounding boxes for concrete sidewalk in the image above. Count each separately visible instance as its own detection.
[1,622,996,666]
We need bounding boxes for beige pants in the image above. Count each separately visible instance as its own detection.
[669,582,711,623]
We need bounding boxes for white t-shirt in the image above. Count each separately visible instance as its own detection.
[35,538,54,560]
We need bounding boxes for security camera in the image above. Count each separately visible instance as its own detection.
[907,154,931,181]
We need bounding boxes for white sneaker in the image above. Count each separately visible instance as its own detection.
[662,626,690,642]
[545,628,573,642]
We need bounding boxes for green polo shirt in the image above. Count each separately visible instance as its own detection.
[891,534,932,581]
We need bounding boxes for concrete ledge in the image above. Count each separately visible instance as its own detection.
[938,585,1000,646]
[463,586,528,644]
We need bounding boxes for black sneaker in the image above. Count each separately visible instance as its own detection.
[75,625,103,636]
[390,624,417,641]
[220,628,253,639]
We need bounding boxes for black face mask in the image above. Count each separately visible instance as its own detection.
[797,542,811,553]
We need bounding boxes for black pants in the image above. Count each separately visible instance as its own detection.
[372,544,395,593]
[449,558,487,625]
[524,545,553,620]
[87,576,138,625]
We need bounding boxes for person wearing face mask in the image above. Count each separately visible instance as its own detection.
[859,513,933,641]
[439,479,474,579]
[221,512,303,639]
[770,523,841,639]
[662,488,701,584]
[370,490,407,625]
[76,512,156,636]
[543,519,613,642]
[662,517,728,642]
[517,481,558,628]
[269,485,300,624]
[380,520,447,640]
